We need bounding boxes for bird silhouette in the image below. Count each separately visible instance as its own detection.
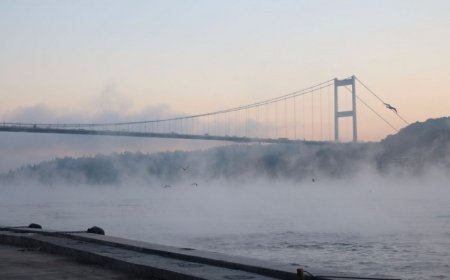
[191,182,198,187]
[384,103,398,114]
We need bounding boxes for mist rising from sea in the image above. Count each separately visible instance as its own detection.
[1,172,449,280]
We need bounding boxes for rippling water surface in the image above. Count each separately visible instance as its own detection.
[1,178,449,280]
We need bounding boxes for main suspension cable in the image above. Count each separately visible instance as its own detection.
[355,77,410,125]
[343,86,398,132]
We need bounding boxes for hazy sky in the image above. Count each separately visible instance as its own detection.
[1,0,450,141]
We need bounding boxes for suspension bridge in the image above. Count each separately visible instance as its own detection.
[0,75,409,143]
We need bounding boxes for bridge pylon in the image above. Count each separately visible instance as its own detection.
[334,75,357,142]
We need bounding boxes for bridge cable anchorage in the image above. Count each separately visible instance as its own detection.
[355,77,410,125]
[343,86,398,132]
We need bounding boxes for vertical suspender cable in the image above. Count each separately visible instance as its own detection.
[302,92,305,140]
[328,84,331,141]
[266,103,268,138]
[284,98,287,138]
[311,90,314,140]
[275,102,278,138]
[294,96,297,140]
[320,87,323,141]
[246,108,249,137]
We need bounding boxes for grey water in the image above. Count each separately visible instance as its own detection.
[1,176,449,280]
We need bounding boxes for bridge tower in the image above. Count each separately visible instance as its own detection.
[334,76,357,142]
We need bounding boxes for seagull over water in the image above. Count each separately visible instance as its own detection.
[384,103,398,114]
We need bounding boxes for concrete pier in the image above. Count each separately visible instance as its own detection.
[0,243,147,279]
[0,226,400,280]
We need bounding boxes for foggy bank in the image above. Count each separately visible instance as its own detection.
[1,116,449,186]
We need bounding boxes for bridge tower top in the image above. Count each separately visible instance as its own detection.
[334,76,357,142]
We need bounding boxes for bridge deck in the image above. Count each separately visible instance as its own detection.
[0,125,311,144]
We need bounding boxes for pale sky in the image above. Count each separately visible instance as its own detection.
[1,0,450,143]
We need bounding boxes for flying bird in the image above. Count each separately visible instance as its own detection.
[191,182,198,187]
[163,185,172,188]
[182,166,189,172]
[384,103,398,114]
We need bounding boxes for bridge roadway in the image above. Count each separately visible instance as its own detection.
[0,125,306,144]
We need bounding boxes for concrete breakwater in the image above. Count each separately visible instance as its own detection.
[0,226,400,280]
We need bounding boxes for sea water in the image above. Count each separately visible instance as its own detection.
[1,178,449,280]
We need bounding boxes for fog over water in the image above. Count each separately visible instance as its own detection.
[2,2,450,279]
[1,118,450,280]
[1,169,450,280]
